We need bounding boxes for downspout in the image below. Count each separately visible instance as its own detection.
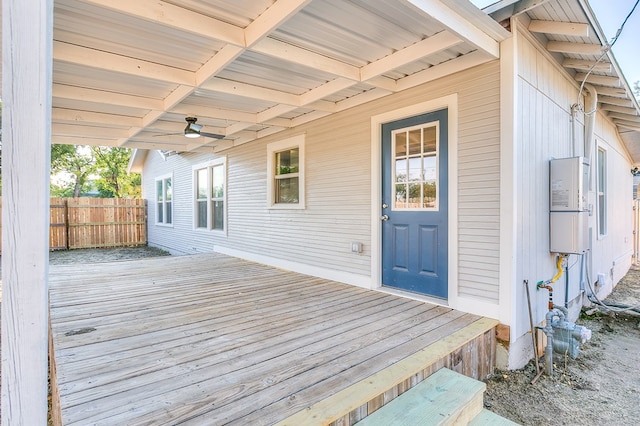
[583,84,598,165]
[581,84,598,294]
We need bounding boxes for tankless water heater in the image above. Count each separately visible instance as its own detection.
[549,157,589,254]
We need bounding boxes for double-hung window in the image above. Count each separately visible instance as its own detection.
[194,158,226,232]
[155,175,173,225]
[267,135,305,208]
[597,146,607,237]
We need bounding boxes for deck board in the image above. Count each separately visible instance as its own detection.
[49,253,495,425]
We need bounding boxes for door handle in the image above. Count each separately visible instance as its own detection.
[381,215,389,221]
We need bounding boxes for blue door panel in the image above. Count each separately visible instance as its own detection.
[419,225,437,275]
[381,109,448,299]
[392,224,409,271]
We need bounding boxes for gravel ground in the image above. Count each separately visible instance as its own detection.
[484,268,640,425]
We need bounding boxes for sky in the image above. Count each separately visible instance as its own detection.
[470,0,640,89]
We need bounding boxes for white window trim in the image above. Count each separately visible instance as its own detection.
[193,157,227,234]
[596,145,607,239]
[267,134,306,209]
[155,173,173,227]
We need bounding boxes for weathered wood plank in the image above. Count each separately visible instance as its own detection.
[49,254,496,426]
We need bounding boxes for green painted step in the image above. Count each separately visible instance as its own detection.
[468,409,520,425]
[357,368,485,425]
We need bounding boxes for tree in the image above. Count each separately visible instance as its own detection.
[51,144,95,197]
[634,81,639,99]
[91,146,141,198]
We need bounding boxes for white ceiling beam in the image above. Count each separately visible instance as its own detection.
[244,0,312,47]
[252,37,361,81]
[599,96,635,108]
[262,117,294,128]
[396,50,492,92]
[75,0,245,46]
[299,78,355,106]
[547,41,603,56]
[366,76,398,92]
[562,58,611,73]
[574,73,621,88]
[257,104,298,123]
[336,88,393,113]
[528,20,589,36]
[407,0,500,58]
[195,45,246,86]
[614,120,640,131]
[592,86,628,97]
[303,100,338,112]
[122,140,189,150]
[53,41,195,86]
[606,112,640,122]
[360,31,463,81]
[202,78,298,106]
[172,104,257,123]
[52,135,121,146]
[52,123,131,138]
[601,104,638,115]
[290,110,332,127]
[53,84,163,110]
[52,108,141,128]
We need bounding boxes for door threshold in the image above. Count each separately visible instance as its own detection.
[378,286,449,306]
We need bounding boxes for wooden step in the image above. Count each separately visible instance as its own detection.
[468,409,520,425]
[356,368,485,425]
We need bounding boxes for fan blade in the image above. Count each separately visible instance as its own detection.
[199,131,225,139]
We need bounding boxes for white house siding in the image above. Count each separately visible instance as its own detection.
[142,61,502,309]
[510,27,633,367]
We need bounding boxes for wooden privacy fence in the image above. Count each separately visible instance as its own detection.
[0,197,147,252]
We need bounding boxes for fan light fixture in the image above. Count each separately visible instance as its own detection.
[184,117,203,138]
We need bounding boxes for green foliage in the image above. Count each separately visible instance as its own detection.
[50,145,140,198]
[51,145,95,197]
[91,147,141,198]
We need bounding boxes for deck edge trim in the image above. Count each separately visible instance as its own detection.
[275,317,499,426]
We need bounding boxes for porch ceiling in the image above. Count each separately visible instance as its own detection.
[38,0,510,153]
[487,0,640,163]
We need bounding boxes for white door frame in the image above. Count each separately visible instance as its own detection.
[370,94,459,305]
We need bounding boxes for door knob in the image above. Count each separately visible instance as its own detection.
[381,215,389,221]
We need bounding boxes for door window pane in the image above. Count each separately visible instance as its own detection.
[392,123,438,210]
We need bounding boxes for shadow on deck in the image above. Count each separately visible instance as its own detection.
[49,253,497,425]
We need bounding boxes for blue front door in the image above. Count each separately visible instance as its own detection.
[381,109,448,298]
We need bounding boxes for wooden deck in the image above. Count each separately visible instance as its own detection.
[49,253,498,425]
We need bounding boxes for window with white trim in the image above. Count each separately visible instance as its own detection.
[155,175,173,225]
[597,146,607,237]
[194,158,226,231]
[267,135,305,208]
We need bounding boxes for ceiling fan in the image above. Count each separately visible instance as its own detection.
[182,117,225,139]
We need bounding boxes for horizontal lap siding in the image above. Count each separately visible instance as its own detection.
[226,115,372,275]
[457,65,501,303]
[143,61,502,304]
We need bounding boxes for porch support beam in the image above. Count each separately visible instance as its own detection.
[1,0,53,424]
[74,0,245,46]
[562,58,611,73]
[528,20,589,36]
[408,0,501,58]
